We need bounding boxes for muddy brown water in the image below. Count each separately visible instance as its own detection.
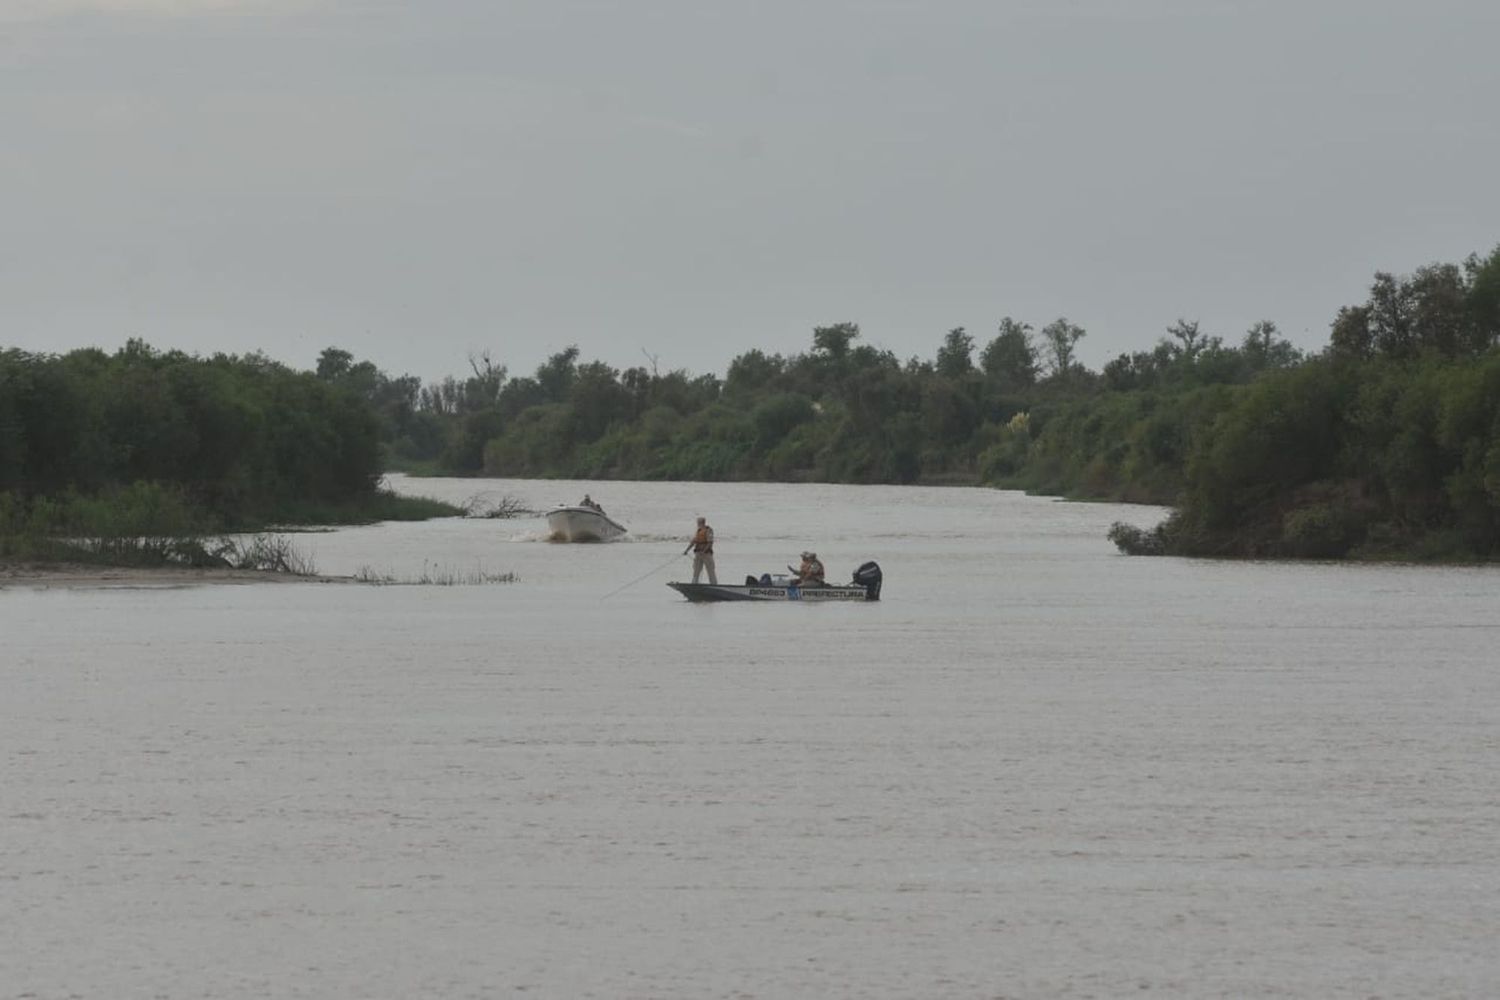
[4,477,1498,997]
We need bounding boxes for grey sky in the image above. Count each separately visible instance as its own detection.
[4,0,1497,385]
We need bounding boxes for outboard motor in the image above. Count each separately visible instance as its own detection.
[851,560,882,600]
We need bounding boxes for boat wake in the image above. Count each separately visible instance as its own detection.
[500,528,556,543]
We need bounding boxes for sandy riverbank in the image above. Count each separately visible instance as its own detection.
[0,561,352,589]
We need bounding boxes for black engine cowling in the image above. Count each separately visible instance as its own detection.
[851,560,882,600]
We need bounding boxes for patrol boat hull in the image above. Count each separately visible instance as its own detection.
[667,582,874,603]
[668,562,882,602]
[545,505,628,542]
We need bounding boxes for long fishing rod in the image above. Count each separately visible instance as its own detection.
[600,549,685,600]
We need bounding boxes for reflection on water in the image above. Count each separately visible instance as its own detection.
[4,477,1499,998]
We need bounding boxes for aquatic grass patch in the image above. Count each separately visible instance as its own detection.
[353,561,518,586]
[258,488,463,528]
[2,482,208,564]
[361,490,465,522]
[214,534,318,575]
[11,531,318,574]
[0,485,318,574]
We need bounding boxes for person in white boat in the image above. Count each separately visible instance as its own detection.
[790,551,825,587]
[684,516,717,584]
[580,493,603,512]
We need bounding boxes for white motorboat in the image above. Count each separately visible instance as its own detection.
[668,562,882,602]
[545,504,628,542]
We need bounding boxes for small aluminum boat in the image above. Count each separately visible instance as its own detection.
[669,561,882,602]
[545,504,628,542]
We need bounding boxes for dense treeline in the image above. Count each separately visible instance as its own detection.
[378,315,1307,488]
[1107,249,1500,559]
[5,244,1497,562]
[0,341,422,549]
[373,244,1499,560]
[1177,353,1500,557]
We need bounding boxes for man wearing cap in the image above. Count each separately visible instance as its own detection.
[791,550,825,587]
[684,516,717,585]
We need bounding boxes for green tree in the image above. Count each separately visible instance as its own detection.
[750,393,816,452]
[812,322,860,361]
[980,318,1037,387]
[316,347,354,381]
[536,346,581,402]
[1166,319,1205,361]
[1040,318,1087,378]
[935,327,975,379]
[568,361,631,442]
[1242,320,1301,370]
[1329,304,1373,359]
[725,349,785,399]
[1467,246,1500,349]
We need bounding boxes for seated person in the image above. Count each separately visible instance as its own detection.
[789,550,826,586]
[580,493,603,512]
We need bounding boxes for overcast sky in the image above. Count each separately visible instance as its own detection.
[4,0,1497,384]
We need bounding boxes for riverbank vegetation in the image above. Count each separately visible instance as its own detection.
[1101,250,1500,560]
[373,245,1496,561]
[0,343,460,568]
[5,245,1497,563]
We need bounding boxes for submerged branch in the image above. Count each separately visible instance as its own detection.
[462,492,535,519]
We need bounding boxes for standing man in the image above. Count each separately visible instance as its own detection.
[684,515,717,585]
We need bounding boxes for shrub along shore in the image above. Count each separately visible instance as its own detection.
[0,344,460,572]
[4,244,1498,566]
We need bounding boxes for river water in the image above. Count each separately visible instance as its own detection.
[4,477,1498,998]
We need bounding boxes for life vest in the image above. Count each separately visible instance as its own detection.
[691,525,714,553]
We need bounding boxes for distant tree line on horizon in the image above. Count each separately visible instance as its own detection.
[360,312,1309,486]
[328,243,1500,560]
[2,244,1497,561]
